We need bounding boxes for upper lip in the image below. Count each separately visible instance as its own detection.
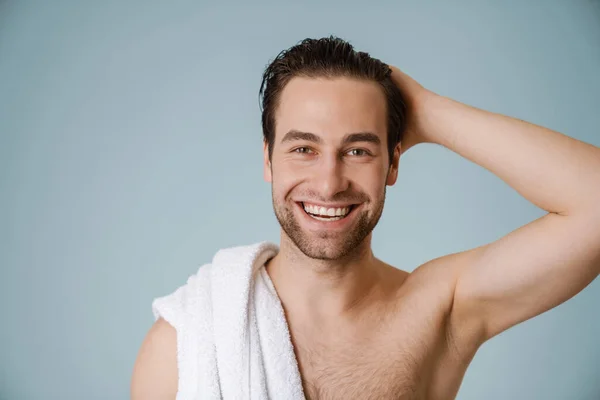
[297,201,358,208]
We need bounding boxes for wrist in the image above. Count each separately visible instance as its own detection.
[411,90,440,145]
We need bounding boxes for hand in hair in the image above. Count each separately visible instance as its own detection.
[388,65,435,156]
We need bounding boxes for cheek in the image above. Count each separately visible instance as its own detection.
[271,166,301,198]
[363,169,389,198]
[272,159,304,181]
[352,163,387,182]
[362,180,384,199]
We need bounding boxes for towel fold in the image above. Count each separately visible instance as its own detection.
[152,242,305,400]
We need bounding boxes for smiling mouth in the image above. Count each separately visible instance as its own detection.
[299,202,356,221]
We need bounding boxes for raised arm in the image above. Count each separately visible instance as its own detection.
[391,66,600,343]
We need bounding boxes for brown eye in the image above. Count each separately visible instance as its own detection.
[294,147,313,154]
[348,149,368,156]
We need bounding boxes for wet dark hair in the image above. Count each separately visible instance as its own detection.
[259,36,407,164]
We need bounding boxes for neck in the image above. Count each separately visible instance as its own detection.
[265,233,386,326]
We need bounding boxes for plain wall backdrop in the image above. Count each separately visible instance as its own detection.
[1,1,599,399]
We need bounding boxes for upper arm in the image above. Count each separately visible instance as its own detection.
[450,211,600,344]
[131,318,178,400]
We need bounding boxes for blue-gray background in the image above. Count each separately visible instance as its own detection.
[1,1,599,399]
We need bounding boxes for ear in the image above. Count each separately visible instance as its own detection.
[386,143,401,186]
[263,140,272,183]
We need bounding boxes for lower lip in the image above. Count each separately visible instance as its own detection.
[295,202,360,231]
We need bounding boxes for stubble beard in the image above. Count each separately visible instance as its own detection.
[272,187,386,261]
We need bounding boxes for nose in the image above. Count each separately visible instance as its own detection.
[312,153,350,199]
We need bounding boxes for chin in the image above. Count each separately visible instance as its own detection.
[284,226,372,261]
[273,192,384,261]
[296,237,357,261]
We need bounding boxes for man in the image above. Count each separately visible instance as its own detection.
[131,37,600,399]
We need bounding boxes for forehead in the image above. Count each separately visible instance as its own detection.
[274,76,388,143]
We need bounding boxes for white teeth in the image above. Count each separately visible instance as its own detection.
[303,203,351,218]
[311,215,344,221]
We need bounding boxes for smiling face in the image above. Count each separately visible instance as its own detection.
[264,76,400,260]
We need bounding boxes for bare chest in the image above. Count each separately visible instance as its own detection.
[295,340,425,400]
[290,303,463,399]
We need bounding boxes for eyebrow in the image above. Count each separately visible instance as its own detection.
[280,130,381,146]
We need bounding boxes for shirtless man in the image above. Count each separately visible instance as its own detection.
[131,37,600,399]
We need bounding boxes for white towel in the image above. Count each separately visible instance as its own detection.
[152,242,306,400]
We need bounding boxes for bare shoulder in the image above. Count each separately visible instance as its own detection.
[396,252,461,299]
[131,318,178,400]
[399,251,487,356]
[428,251,488,343]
